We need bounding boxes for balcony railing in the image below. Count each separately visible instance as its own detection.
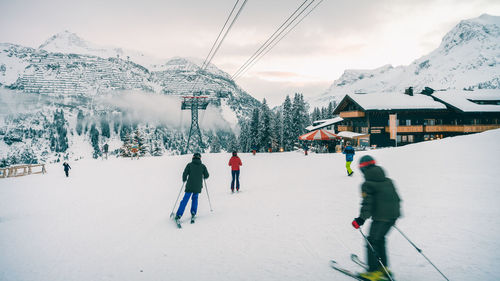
[339,111,365,118]
[425,124,500,133]
[384,125,424,133]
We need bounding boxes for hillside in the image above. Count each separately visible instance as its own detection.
[0,32,260,165]
[0,129,499,281]
[311,14,500,107]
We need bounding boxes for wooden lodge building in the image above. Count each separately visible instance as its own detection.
[332,89,500,147]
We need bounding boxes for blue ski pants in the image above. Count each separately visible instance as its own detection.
[231,170,240,190]
[176,192,199,217]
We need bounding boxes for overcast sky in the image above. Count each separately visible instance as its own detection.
[1,0,500,106]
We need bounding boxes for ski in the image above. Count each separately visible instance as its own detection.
[351,254,369,270]
[330,260,366,281]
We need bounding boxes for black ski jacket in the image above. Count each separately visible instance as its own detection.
[359,165,401,221]
[182,158,209,193]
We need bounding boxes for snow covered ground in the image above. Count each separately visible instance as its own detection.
[1,129,500,281]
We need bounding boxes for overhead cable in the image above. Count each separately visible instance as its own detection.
[231,0,323,80]
[233,0,323,80]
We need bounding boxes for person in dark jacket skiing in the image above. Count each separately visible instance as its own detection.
[62,162,71,177]
[175,153,209,222]
[343,141,355,176]
[228,151,242,192]
[351,155,401,281]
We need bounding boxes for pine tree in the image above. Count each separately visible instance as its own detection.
[258,99,274,151]
[250,108,260,151]
[100,115,110,138]
[76,110,84,135]
[291,93,310,150]
[89,123,100,159]
[282,95,294,151]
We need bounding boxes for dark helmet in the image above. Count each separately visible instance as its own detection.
[232,151,237,157]
[193,153,201,159]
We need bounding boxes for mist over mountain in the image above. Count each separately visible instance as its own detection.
[0,32,260,165]
[311,14,500,107]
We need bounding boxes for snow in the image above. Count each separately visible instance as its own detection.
[1,129,500,281]
[306,117,344,131]
[347,92,447,110]
[432,89,500,112]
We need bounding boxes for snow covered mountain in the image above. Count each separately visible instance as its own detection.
[38,30,164,68]
[311,14,500,106]
[0,32,260,165]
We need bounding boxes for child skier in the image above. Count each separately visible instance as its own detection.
[228,151,242,192]
[351,155,401,281]
[343,141,355,176]
[175,153,209,224]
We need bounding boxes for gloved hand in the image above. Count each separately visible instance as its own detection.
[351,217,365,229]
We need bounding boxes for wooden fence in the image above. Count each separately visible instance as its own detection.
[0,164,46,178]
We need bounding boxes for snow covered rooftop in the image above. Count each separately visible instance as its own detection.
[432,89,500,112]
[306,117,344,131]
[347,92,447,110]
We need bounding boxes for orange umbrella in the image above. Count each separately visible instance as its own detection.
[299,129,338,140]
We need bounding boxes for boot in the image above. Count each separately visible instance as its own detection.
[358,269,389,281]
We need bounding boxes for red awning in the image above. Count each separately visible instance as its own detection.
[299,129,338,140]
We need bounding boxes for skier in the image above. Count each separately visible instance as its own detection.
[62,162,71,177]
[175,153,209,224]
[228,151,242,192]
[343,141,355,176]
[351,155,401,281]
[302,142,309,155]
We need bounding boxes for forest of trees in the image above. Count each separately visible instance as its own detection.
[0,94,339,166]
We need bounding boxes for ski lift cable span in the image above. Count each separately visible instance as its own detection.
[231,0,313,80]
[233,0,324,81]
[189,0,248,95]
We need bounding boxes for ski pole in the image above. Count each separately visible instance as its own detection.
[358,228,395,281]
[393,225,450,281]
[170,182,185,218]
[204,178,213,212]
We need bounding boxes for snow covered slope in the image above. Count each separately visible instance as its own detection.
[312,14,500,107]
[0,129,499,281]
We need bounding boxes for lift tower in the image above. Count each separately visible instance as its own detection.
[181,93,209,154]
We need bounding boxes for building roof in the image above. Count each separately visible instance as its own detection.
[347,92,447,111]
[431,89,500,113]
[306,117,344,131]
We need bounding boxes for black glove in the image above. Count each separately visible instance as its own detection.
[351,217,365,229]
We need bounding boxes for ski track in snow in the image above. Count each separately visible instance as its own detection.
[1,130,500,281]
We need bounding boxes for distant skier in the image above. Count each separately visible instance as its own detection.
[228,151,242,192]
[175,153,209,224]
[343,141,355,176]
[302,142,309,155]
[62,162,71,177]
[351,155,401,281]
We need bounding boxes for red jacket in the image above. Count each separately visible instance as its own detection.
[228,156,242,171]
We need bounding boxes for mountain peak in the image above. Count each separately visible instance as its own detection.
[439,14,500,53]
[39,30,90,51]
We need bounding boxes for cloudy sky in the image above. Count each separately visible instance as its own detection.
[1,0,499,106]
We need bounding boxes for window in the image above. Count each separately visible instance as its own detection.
[424,119,436,126]
[406,120,411,126]
[361,127,369,134]
[402,135,408,142]
[408,135,414,142]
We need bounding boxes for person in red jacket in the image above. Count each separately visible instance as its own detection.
[228,151,242,192]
